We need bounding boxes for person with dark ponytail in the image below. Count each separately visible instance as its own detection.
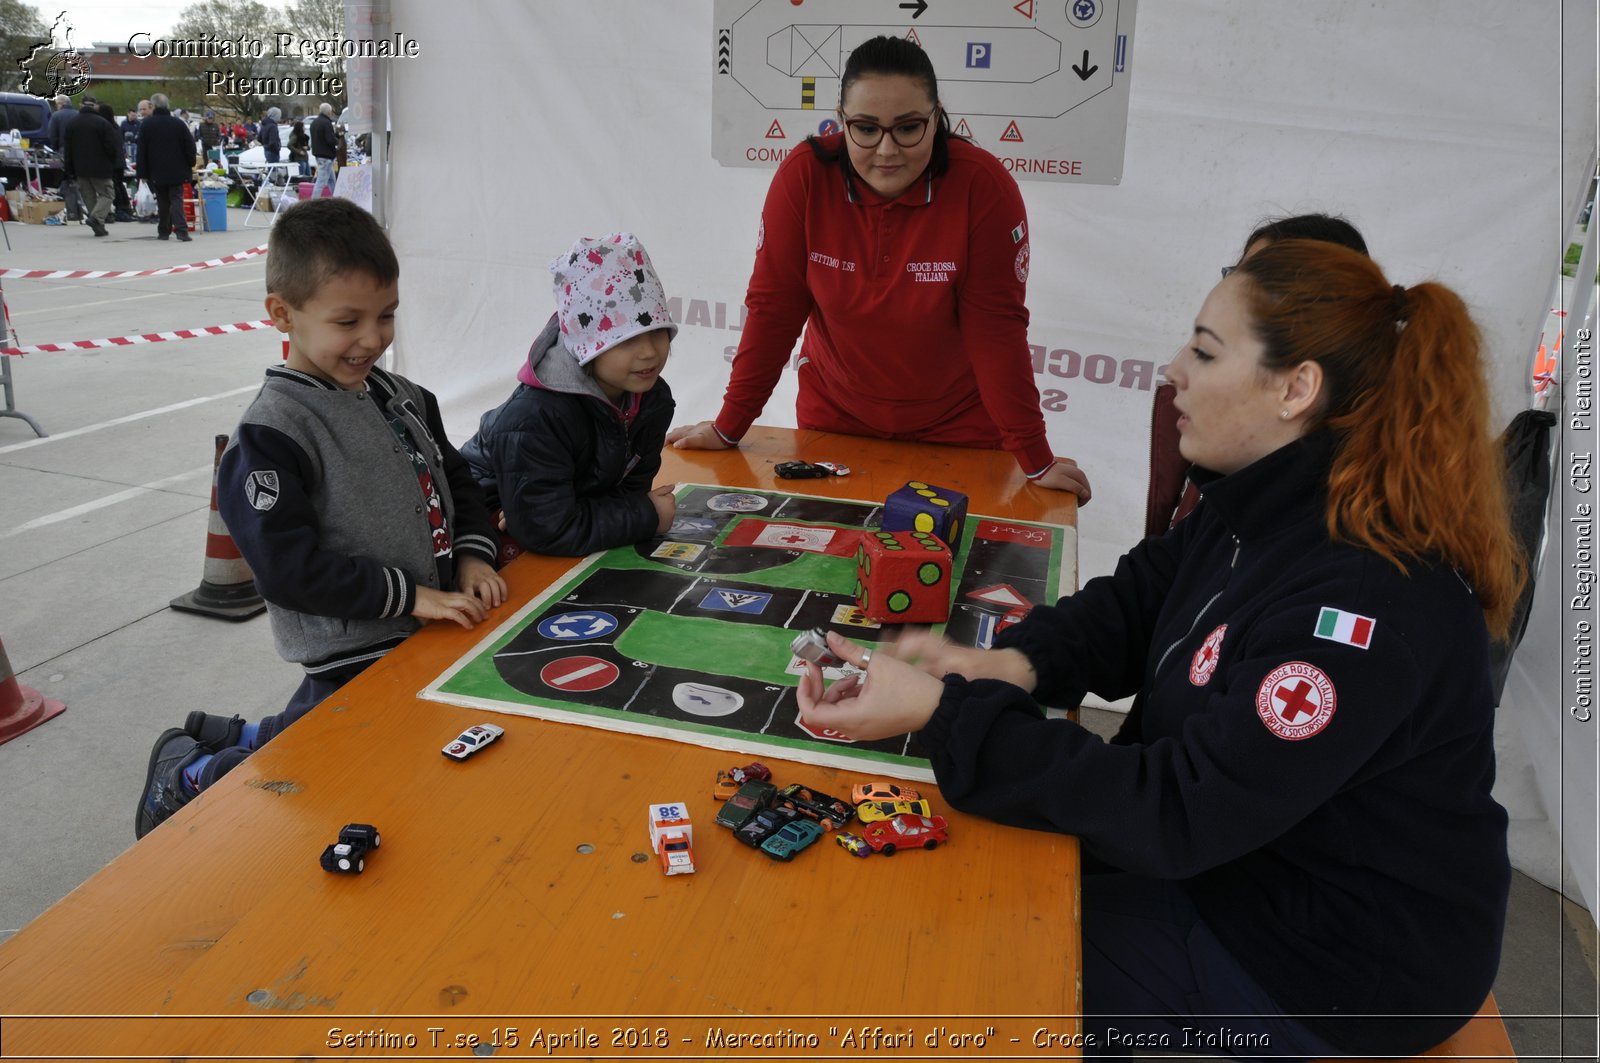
[795,239,1523,1058]
[667,35,1090,501]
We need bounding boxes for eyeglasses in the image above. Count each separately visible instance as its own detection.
[841,110,937,149]
[1219,265,1237,278]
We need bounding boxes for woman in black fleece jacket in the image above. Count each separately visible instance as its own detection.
[798,240,1524,1061]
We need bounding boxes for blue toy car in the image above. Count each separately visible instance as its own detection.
[760,819,826,861]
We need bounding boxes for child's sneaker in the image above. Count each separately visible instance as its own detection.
[135,728,203,839]
[184,710,245,750]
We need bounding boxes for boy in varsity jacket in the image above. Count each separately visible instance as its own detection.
[136,197,504,839]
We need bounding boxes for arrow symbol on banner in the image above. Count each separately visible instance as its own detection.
[899,0,928,18]
[717,29,730,73]
[1072,49,1098,80]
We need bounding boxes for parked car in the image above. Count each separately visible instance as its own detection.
[0,92,52,144]
[860,813,948,855]
[230,127,293,173]
[761,819,825,861]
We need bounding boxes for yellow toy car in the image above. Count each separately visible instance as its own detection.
[857,798,933,824]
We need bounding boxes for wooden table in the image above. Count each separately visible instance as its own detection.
[0,428,1082,1059]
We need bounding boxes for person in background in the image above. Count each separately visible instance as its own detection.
[288,117,311,177]
[260,106,282,164]
[461,232,678,558]
[135,92,196,242]
[44,94,83,220]
[125,100,151,168]
[94,102,135,222]
[309,102,339,197]
[798,239,1523,1060]
[195,109,221,163]
[667,35,1090,502]
[61,99,120,237]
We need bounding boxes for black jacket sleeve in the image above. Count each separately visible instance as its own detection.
[993,521,1189,706]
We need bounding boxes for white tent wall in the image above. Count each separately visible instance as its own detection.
[377,1,1597,910]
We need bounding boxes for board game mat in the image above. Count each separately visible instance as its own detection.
[421,484,1074,782]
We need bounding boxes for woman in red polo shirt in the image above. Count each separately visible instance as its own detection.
[666,35,1090,501]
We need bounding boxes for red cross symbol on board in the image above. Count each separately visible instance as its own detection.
[779,533,808,544]
[1273,679,1318,722]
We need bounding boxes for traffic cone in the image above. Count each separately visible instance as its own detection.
[0,637,66,745]
[170,434,267,621]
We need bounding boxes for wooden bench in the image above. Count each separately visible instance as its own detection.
[1318,994,1517,1062]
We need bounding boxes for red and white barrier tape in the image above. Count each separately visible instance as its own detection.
[0,244,269,281]
[1,318,275,356]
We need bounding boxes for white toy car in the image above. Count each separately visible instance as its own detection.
[442,722,505,760]
[648,801,696,875]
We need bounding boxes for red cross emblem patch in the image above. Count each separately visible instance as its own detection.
[1189,624,1227,686]
[1254,661,1337,740]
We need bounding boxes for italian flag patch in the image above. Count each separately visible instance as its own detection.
[1011,221,1026,244]
[1314,607,1375,649]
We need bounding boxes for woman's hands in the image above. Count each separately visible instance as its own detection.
[796,629,1039,741]
[796,631,945,742]
[665,421,734,451]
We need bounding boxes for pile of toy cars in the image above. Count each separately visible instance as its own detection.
[711,766,949,860]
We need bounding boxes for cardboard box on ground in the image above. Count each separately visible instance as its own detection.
[4,191,66,223]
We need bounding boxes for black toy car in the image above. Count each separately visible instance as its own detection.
[774,460,849,479]
[320,822,381,874]
[733,805,800,848]
[776,783,854,830]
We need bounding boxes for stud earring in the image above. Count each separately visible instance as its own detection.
[1280,410,1291,419]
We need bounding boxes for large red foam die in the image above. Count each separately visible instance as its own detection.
[854,530,952,624]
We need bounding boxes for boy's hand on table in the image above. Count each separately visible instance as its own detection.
[455,555,507,609]
[413,585,491,629]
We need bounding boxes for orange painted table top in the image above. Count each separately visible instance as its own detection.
[0,428,1081,1059]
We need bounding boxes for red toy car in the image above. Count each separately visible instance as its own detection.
[729,762,771,784]
[860,813,948,855]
